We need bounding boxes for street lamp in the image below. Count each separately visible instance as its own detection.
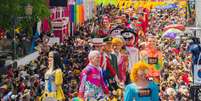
[25,3,33,16]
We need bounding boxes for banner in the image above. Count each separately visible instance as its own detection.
[95,0,174,11]
[48,37,60,46]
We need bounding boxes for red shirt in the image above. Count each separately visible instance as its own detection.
[182,73,190,85]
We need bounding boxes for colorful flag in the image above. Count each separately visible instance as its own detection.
[69,4,75,23]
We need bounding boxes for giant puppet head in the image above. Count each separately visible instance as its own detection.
[121,29,137,46]
[112,37,124,52]
[110,26,124,37]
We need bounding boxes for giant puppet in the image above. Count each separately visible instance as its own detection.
[139,35,163,82]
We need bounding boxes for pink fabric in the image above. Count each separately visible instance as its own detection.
[42,19,51,33]
[118,55,127,82]
[100,53,116,77]
[64,7,68,17]
[182,73,190,85]
[79,65,109,96]
[82,65,102,87]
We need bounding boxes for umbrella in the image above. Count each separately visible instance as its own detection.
[162,28,183,39]
[164,24,185,31]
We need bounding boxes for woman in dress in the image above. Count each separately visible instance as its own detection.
[43,51,65,101]
[124,61,159,101]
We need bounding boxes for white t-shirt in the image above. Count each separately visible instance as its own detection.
[126,46,139,71]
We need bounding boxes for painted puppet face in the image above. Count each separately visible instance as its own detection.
[48,52,54,69]
[113,44,123,52]
[137,69,148,80]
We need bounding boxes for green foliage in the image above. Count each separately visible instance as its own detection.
[0,0,50,32]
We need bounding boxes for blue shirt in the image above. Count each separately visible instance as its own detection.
[188,43,201,64]
[124,81,159,101]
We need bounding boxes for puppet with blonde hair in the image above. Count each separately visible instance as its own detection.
[111,38,125,84]
[42,51,65,101]
[124,61,159,101]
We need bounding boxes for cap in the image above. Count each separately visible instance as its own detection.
[103,36,113,43]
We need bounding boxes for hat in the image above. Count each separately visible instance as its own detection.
[103,37,113,43]
[147,34,156,38]
[0,85,8,90]
[89,38,106,46]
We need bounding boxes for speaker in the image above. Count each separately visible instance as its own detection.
[190,85,201,101]
[49,0,67,7]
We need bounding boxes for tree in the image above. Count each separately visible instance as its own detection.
[0,0,50,35]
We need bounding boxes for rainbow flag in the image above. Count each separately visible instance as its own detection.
[75,0,85,24]
[69,0,85,24]
[75,5,84,24]
[69,4,75,23]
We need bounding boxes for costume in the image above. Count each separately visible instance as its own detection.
[44,69,56,98]
[124,81,159,101]
[111,51,120,75]
[118,53,128,83]
[100,52,116,78]
[43,68,65,100]
[140,46,163,83]
[54,69,65,100]
[79,64,109,100]
[100,52,116,85]
[126,46,139,71]
[121,29,139,72]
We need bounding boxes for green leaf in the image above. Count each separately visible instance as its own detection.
[0,0,50,32]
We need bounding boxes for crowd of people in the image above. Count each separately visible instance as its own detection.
[0,3,197,101]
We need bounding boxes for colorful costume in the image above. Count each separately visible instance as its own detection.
[79,64,109,100]
[54,69,65,100]
[43,68,65,101]
[110,52,119,74]
[140,47,163,83]
[124,81,159,101]
[44,69,56,98]
[126,46,139,72]
[100,52,116,78]
[118,53,128,83]
[100,52,116,86]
